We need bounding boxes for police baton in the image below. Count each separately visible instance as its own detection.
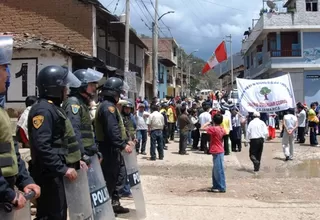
[3,191,35,213]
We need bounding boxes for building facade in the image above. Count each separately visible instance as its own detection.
[242,0,320,104]
[141,38,179,98]
[217,52,244,91]
[0,0,147,103]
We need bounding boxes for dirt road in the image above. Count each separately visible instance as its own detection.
[120,133,320,220]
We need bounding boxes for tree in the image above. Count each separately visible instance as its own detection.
[260,87,271,100]
[140,34,151,38]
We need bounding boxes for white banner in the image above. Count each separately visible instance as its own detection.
[236,74,296,113]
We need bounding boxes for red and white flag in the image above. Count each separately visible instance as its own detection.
[202,41,227,74]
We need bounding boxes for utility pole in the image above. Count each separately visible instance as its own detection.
[152,0,159,98]
[188,64,191,96]
[180,48,184,96]
[124,0,130,96]
[225,35,233,90]
[124,0,130,72]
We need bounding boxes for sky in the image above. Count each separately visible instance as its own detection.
[100,0,263,60]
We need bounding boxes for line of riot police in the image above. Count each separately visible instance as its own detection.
[0,35,145,220]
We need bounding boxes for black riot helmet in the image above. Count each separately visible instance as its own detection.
[101,77,129,101]
[71,68,103,97]
[37,65,81,99]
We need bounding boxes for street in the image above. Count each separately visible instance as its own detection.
[119,132,320,220]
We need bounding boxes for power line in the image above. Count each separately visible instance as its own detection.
[113,0,120,14]
[106,0,116,8]
[198,0,247,12]
[149,0,173,38]
[130,2,152,30]
[136,0,170,39]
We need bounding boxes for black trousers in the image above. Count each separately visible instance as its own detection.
[101,149,123,206]
[297,127,305,143]
[223,135,230,155]
[33,162,79,220]
[35,176,67,220]
[168,123,175,140]
[179,131,188,154]
[191,129,200,149]
[249,138,264,171]
[200,133,210,152]
[114,154,126,203]
[163,126,168,146]
[231,139,242,152]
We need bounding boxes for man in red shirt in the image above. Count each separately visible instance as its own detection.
[201,113,226,193]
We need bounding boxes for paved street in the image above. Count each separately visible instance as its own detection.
[119,132,320,220]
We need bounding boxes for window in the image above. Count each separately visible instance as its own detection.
[306,0,318,11]
[250,52,253,66]
[173,47,177,56]
[246,55,250,69]
[267,32,276,51]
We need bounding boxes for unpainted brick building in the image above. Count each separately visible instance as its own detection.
[0,0,95,54]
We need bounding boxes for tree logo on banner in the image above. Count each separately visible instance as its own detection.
[260,87,271,100]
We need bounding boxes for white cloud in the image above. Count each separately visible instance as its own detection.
[99,0,262,59]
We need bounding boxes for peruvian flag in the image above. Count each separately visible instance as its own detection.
[202,41,227,74]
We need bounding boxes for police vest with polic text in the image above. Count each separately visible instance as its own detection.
[0,108,18,178]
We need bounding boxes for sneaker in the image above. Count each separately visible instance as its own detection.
[285,156,290,161]
[208,188,226,193]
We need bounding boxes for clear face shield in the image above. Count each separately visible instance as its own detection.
[85,68,104,83]
[0,35,13,66]
[58,69,82,88]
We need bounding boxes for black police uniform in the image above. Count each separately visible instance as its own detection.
[0,141,34,203]
[28,99,80,220]
[96,98,128,207]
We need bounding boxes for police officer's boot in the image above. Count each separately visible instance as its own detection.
[112,200,130,214]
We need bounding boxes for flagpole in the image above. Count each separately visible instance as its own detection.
[225,34,233,90]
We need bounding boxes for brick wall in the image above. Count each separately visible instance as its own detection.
[0,0,93,54]
[141,38,173,60]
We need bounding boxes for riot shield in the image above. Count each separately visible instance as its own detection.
[64,169,93,220]
[0,191,34,220]
[122,150,146,219]
[87,154,116,220]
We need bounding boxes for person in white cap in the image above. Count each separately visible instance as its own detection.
[246,111,268,172]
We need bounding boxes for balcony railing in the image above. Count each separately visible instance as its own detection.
[167,75,173,84]
[270,49,301,57]
[97,47,142,77]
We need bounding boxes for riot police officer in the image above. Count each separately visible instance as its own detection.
[62,68,103,161]
[28,65,89,220]
[120,100,137,141]
[0,35,40,215]
[95,77,133,214]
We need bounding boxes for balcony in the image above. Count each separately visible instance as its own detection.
[242,11,320,54]
[270,49,301,57]
[97,47,142,77]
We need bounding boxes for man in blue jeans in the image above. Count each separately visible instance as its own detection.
[135,103,149,155]
[147,104,165,160]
